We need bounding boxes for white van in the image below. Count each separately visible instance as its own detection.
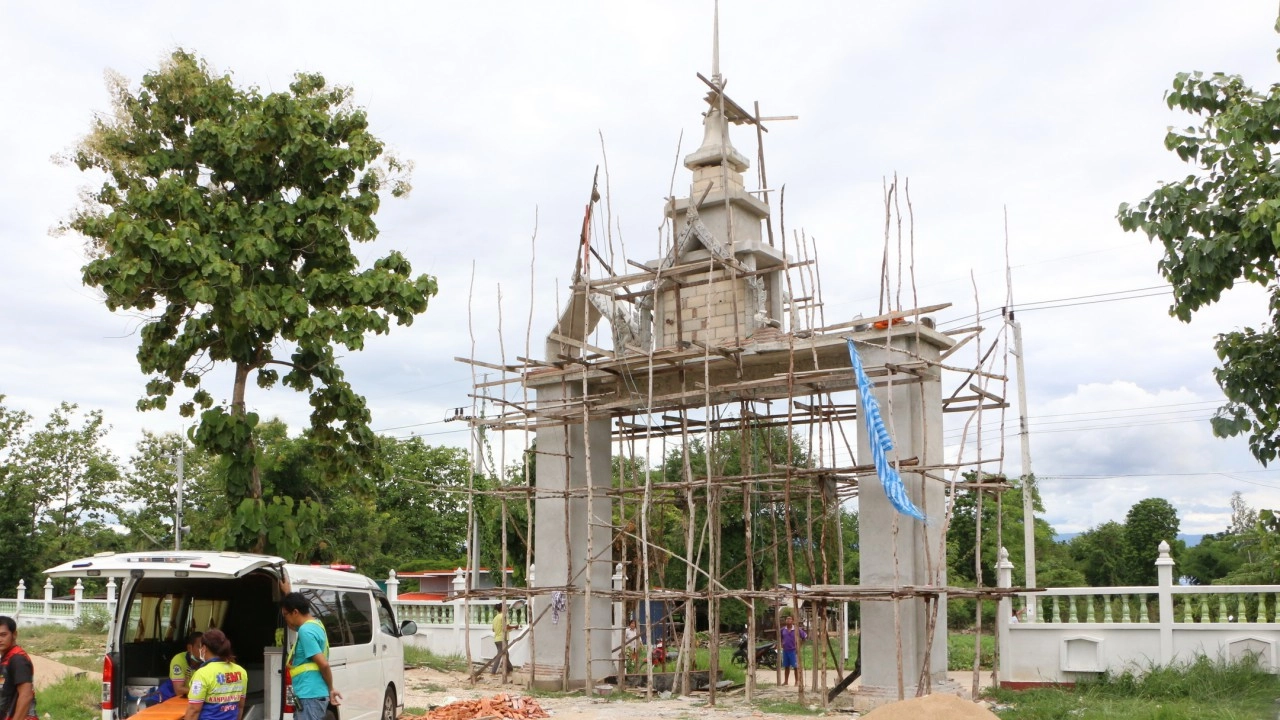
[46,551,418,720]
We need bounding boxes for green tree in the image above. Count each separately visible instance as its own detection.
[0,398,35,592]
[947,474,1063,589]
[16,403,122,571]
[1220,508,1280,584]
[62,50,438,552]
[377,437,472,576]
[1118,28,1280,463]
[118,430,218,550]
[1179,532,1242,584]
[1067,521,1128,587]
[1123,498,1181,585]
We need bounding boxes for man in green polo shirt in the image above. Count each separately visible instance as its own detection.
[281,593,341,720]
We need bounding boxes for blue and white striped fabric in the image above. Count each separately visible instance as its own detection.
[846,339,926,521]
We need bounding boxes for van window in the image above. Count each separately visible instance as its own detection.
[341,592,373,645]
[127,593,182,642]
[300,589,348,646]
[375,595,397,636]
[186,598,230,634]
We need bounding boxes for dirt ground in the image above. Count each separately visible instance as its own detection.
[30,653,102,689]
[401,667,996,719]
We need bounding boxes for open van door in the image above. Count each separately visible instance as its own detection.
[46,551,288,580]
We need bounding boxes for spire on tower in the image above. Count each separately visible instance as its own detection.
[711,0,723,88]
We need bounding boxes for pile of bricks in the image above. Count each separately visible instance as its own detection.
[404,693,550,720]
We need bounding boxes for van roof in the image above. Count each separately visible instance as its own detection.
[45,551,378,590]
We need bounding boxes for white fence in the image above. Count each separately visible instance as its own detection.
[0,578,116,630]
[997,542,1280,685]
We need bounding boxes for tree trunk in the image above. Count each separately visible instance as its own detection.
[232,362,266,552]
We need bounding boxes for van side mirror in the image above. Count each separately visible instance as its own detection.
[400,620,417,637]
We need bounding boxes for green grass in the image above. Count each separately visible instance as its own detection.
[34,674,100,720]
[948,630,995,671]
[403,644,469,673]
[755,699,824,715]
[18,624,100,655]
[17,624,104,672]
[987,655,1280,719]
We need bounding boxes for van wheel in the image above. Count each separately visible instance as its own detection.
[381,686,397,720]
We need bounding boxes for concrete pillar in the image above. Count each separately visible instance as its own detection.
[106,578,118,638]
[531,382,613,689]
[856,335,948,701]
[1155,540,1175,664]
[386,570,400,602]
[451,569,466,652]
[996,547,1014,684]
[73,579,84,621]
[15,580,24,620]
[43,578,53,618]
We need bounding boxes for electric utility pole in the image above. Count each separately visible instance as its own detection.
[1006,309,1036,611]
[173,451,185,551]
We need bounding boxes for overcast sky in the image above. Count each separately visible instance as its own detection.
[4,1,1280,539]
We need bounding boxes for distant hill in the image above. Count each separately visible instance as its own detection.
[1054,532,1204,547]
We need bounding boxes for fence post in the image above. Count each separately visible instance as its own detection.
[43,578,54,618]
[452,568,467,652]
[612,563,625,668]
[15,580,25,621]
[1155,540,1175,665]
[73,579,84,623]
[106,578,118,638]
[996,546,1014,684]
[386,569,400,602]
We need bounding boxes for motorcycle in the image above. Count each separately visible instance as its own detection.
[731,632,778,669]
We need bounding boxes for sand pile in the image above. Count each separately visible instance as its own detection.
[861,693,1000,720]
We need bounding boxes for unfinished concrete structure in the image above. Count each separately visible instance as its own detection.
[456,26,1017,709]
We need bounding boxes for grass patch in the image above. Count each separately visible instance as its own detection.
[34,674,100,720]
[948,630,995,671]
[755,698,823,715]
[17,624,101,655]
[405,708,431,716]
[403,644,469,673]
[987,655,1280,719]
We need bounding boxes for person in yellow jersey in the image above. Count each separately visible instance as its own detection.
[184,629,246,720]
[281,592,340,720]
[145,631,204,705]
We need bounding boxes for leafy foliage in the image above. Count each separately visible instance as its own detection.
[1124,497,1181,585]
[1118,34,1280,464]
[62,50,437,551]
[1067,521,1130,587]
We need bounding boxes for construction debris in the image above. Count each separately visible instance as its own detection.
[405,694,549,720]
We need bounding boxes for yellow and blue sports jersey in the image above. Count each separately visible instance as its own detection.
[169,652,199,684]
[187,659,247,720]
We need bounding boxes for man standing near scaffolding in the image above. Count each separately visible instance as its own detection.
[780,613,807,686]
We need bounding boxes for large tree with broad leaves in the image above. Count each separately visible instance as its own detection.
[62,50,438,552]
[1119,22,1280,464]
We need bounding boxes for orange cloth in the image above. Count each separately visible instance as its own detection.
[131,696,189,720]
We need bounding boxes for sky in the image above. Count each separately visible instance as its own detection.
[3,1,1280,539]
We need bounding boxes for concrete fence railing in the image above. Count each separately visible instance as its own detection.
[997,541,1280,686]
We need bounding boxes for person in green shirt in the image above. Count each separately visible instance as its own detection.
[490,605,515,675]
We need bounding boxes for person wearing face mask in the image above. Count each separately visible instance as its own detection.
[146,632,204,705]
[184,629,246,720]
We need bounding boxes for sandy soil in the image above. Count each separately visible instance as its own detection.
[401,667,996,719]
